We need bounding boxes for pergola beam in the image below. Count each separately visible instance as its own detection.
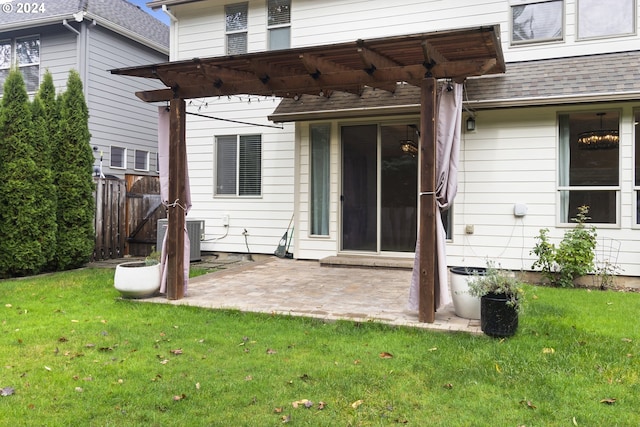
[135,59,497,102]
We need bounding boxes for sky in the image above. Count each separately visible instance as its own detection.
[127,0,171,25]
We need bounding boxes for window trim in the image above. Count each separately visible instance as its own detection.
[267,0,291,50]
[0,34,40,93]
[509,0,565,46]
[110,146,127,170]
[556,110,621,227]
[225,2,249,55]
[134,149,150,172]
[214,134,263,198]
[576,0,637,41]
[309,123,331,237]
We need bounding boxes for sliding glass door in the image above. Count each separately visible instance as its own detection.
[341,123,418,253]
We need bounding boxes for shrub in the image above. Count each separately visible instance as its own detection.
[0,70,49,276]
[53,70,95,270]
[531,205,597,287]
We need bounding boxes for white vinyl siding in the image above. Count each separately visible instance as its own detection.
[172,0,640,277]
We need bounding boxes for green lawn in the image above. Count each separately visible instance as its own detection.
[1,268,639,426]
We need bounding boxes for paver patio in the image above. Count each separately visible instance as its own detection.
[142,256,481,334]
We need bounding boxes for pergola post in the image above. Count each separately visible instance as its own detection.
[167,98,186,300]
[418,77,437,323]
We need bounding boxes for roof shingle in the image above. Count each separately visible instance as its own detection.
[0,0,168,52]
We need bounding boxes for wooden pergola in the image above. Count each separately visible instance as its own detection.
[110,25,505,323]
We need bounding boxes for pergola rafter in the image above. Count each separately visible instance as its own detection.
[110,25,505,323]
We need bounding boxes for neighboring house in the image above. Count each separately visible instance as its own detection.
[146,0,640,278]
[0,0,169,178]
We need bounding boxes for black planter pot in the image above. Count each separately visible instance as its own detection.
[480,292,518,338]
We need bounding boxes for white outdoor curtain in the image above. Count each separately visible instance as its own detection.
[408,82,463,311]
[158,106,192,294]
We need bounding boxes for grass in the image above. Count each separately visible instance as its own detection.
[0,269,639,426]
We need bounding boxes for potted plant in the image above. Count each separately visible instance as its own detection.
[467,262,524,338]
[449,266,486,320]
[114,247,162,298]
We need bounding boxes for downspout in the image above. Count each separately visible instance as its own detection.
[162,5,178,22]
[62,19,80,36]
[162,5,178,60]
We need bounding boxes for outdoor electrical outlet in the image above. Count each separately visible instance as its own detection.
[222,214,230,227]
[465,224,474,234]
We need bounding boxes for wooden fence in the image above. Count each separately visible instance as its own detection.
[93,177,126,261]
[92,176,165,261]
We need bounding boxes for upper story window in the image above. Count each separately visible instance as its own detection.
[268,0,291,50]
[134,150,149,172]
[225,2,248,55]
[0,35,40,93]
[577,0,636,40]
[110,146,126,169]
[215,134,262,197]
[558,111,620,225]
[510,1,563,45]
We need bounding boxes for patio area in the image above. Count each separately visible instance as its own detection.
[141,255,481,334]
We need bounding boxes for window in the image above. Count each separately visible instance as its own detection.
[634,110,640,224]
[310,124,330,236]
[134,150,149,171]
[110,146,126,169]
[215,135,262,196]
[0,36,40,93]
[577,0,635,39]
[511,1,563,44]
[225,3,248,55]
[558,111,619,224]
[0,40,10,91]
[268,0,291,50]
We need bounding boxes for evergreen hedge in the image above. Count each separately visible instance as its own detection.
[0,69,95,277]
[0,70,47,276]
[53,70,95,271]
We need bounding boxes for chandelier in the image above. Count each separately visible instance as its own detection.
[399,124,419,156]
[577,113,619,150]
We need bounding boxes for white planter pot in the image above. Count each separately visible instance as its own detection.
[449,267,486,320]
[114,261,161,298]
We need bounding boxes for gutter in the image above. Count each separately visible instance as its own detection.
[465,91,640,110]
[269,90,640,122]
[147,0,203,7]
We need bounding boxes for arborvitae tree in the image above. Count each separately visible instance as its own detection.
[0,70,47,277]
[53,70,95,270]
[30,96,58,270]
[34,71,60,269]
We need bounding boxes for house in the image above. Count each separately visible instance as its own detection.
[0,0,169,179]
[141,0,640,280]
